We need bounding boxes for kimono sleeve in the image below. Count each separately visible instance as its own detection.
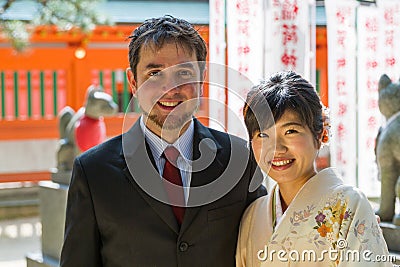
[338,188,393,267]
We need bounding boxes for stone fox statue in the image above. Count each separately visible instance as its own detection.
[376,74,400,226]
[57,85,118,171]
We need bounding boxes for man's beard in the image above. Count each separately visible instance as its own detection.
[145,111,193,130]
[143,101,200,131]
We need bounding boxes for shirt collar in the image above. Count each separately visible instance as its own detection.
[140,116,194,161]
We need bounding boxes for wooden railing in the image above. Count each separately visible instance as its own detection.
[0,69,66,120]
[0,68,140,120]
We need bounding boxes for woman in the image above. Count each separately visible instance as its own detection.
[236,71,392,266]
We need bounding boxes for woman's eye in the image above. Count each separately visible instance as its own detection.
[285,129,298,135]
[257,132,269,138]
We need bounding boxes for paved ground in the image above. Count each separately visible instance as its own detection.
[0,217,41,267]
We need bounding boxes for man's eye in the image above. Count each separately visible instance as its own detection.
[257,132,269,138]
[178,70,193,78]
[149,71,162,77]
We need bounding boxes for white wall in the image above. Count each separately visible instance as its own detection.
[0,139,58,173]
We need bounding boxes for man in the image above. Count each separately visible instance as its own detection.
[60,15,266,267]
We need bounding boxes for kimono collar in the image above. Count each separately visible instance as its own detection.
[273,185,284,230]
[271,168,343,231]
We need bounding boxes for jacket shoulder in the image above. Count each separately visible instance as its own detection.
[205,126,247,147]
[77,134,122,164]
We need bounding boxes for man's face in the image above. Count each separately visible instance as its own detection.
[127,42,204,137]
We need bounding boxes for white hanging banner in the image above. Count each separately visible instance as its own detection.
[355,0,400,196]
[209,0,227,132]
[226,0,265,139]
[264,0,312,79]
[356,6,382,197]
[326,0,358,185]
[379,0,400,79]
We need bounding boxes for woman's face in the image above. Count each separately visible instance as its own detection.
[251,109,320,186]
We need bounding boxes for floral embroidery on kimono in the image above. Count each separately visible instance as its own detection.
[236,168,392,267]
[313,192,353,250]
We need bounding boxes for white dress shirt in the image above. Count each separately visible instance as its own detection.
[140,116,193,204]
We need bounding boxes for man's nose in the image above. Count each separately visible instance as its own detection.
[161,72,180,93]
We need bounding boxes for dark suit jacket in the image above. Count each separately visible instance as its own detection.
[60,118,266,267]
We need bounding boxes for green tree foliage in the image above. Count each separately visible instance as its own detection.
[0,0,112,51]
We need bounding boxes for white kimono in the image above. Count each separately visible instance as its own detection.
[236,168,393,267]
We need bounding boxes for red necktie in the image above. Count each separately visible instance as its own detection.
[162,146,185,225]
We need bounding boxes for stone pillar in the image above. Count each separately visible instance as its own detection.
[380,222,400,264]
[26,171,70,267]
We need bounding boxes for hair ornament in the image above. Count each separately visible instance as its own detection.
[321,105,331,146]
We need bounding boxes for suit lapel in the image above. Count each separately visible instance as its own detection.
[180,120,224,233]
[120,119,228,235]
[121,120,179,234]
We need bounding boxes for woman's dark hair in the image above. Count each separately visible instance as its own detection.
[128,15,207,79]
[243,71,323,142]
